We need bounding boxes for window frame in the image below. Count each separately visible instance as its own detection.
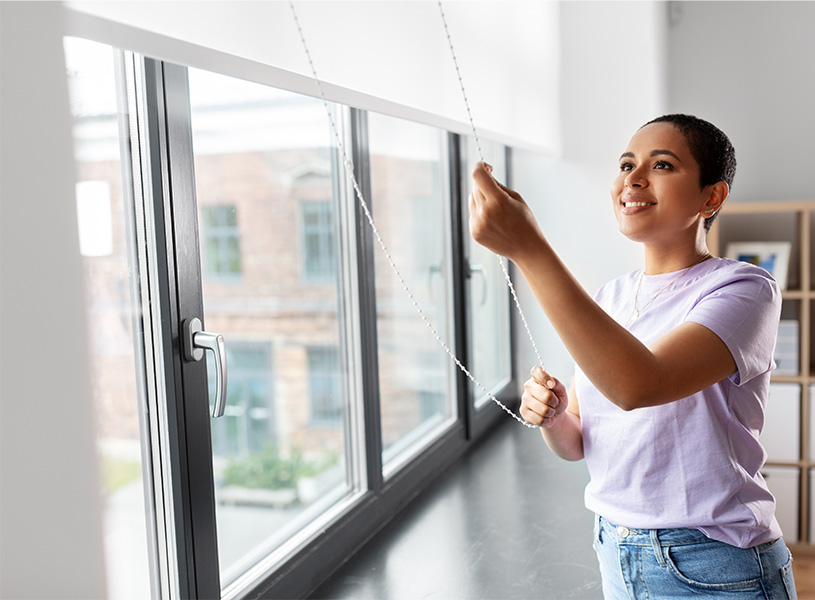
[460,145,520,440]
[363,111,461,480]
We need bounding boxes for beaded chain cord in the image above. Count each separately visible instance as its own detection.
[289,1,543,428]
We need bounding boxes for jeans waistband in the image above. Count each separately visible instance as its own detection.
[595,515,719,545]
[595,515,717,567]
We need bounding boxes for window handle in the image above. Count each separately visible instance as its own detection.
[183,317,227,418]
[468,263,488,306]
[428,265,442,303]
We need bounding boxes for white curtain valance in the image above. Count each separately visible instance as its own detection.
[64,1,560,153]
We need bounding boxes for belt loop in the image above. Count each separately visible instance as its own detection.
[650,529,666,566]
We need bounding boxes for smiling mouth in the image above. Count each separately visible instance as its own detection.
[622,201,656,207]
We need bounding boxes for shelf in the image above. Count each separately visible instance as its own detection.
[765,461,814,469]
[711,200,815,544]
[772,375,809,385]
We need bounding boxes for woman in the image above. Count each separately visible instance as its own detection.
[470,114,797,599]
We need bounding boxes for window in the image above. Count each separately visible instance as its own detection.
[307,347,343,426]
[202,205,242,279]
[367,112,457,474]
[461,139,513,411]
[210,342,275,457]
[301,201,337,282]
[65,38,516,599]
[188,67,358,591]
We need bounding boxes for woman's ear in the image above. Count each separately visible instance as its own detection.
[701,181,729,217]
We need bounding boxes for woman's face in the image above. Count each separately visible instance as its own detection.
[610,122,710,245]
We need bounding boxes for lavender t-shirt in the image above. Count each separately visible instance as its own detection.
[576,257,783,548]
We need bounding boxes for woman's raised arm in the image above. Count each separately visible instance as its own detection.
[470,163,736,411]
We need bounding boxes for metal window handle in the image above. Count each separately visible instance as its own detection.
[183,317,227,418]
[428,265,442,303]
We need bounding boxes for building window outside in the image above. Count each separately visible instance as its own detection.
[301,201,336,282]
[210,342,275,458]
[203,205,241,279]
[307,346,342,426]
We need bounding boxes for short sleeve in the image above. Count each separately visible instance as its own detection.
[686,272,781,386]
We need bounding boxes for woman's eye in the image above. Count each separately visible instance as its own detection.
[654,161,673,170]
[619,162,634,172]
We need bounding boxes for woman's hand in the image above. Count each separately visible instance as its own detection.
[520,366,569,428]
[469,162,544,262]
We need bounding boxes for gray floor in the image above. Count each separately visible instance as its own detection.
[311,420,603,599]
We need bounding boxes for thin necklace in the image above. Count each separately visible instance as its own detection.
[626,253,712,327]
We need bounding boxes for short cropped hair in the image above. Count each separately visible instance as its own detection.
[643,114,736,231]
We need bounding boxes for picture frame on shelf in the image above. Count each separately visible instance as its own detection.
[725,241,791,290]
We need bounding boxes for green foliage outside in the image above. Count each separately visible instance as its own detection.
[222,445,337,490]
[100,455,142,497]
[99,446,340,496]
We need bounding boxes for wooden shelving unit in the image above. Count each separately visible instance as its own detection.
[709,200,815,551]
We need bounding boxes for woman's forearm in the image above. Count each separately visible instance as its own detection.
[540,410,584,461]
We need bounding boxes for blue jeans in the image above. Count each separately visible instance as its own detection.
[593,515,797,599]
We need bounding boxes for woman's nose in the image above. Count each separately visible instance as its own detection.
[625,166,647,188]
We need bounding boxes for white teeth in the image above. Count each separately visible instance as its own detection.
[624,202,652,207]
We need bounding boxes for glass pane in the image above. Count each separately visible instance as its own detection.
[65,38,156,599]
[461,139,512,408]
[367,113,456,473]
[188,68,356,590]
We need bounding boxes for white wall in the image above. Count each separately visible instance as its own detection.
[511,1,667,380]
[509,0,815,385]
[667,1,815,203]
[0,2,106,598]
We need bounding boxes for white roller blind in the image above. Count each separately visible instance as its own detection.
[64,0,560,153]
